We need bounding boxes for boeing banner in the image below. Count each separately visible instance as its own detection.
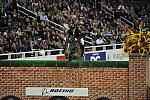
[84,52,106,61]
[26,87,88,96]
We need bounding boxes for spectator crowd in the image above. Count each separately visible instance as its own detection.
[0,0,149,54]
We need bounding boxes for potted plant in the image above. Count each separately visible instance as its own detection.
[123,27,150,56]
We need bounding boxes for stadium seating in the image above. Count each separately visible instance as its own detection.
[0,0,149,54]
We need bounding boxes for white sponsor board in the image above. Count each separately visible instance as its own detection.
[106,49,129,61]
[84,49,129,61]
[26,87,88,96]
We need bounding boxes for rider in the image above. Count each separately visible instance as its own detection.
[65,22,84,60]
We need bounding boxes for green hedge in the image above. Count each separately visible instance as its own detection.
[0,60,128,68]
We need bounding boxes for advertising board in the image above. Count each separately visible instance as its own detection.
[84,52,106,61]
[84,49,128,61]
[106,49,128,61]
[26,87,88,96]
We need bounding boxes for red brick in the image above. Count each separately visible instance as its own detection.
[0,56,149,100]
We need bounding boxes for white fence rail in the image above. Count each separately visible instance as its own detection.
[0,49,64,60]
[84,44,127,61]
[0,44,123,60]
[84,36,93,45]
[84,44,123,53]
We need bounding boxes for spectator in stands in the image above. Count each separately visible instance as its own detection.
[40,12,48,21]
[0,47,3,54]
[115,34,123,44]
[40,40,48,50]
[104,36,111,44]
[0,0,149,55]
[95,35,105,45]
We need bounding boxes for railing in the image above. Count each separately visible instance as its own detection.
[0,44,123,60]
[88,0,96,4]
[0,49,64,60]
[84,36,93,45]
[47,20,65,33]
[17,4,37,19]
[84,44,123,53]
[101,4,114,18]
[120,16,134,27]
[17,4,66,32]
[88,1,135,28]
[100,3,134,27]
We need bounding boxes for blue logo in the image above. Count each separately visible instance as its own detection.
[84,52,106,61]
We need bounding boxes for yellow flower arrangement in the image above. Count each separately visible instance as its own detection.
[123,27,150,56]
